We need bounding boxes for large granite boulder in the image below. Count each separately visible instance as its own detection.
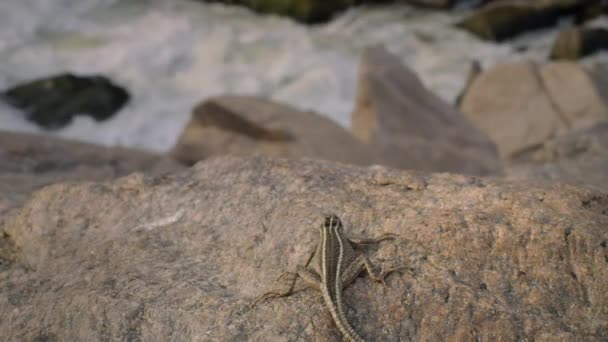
[1,73,129,130]
[171,95,377,166]
[0,130,182,216]
[1,156,606,340]
[459,61,608,159]
[351,46,500,176]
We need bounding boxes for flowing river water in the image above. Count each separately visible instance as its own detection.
[0,0,604,152]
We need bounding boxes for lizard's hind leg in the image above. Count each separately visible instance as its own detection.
[250,271,300,308]
[340,255,406,292]
[251,250,319,308]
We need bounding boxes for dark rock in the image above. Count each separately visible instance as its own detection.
[460,61,608,159]
[0,156,606,340]
[574,1,608,23]
[456,0,593,41]
[1,73,129,130]
[202,0,352,23]
[171,95,377,166]
[351,46,500,175]
[550,26,608,60]
[402,0,454,8]
[201,0,460,23]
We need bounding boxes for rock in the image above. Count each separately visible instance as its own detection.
[550,26,608,60]
[171,95,377,166]
[1,156,607,340]
[202,0,460,23]
[574,1,608,23]
[507,122,608,192]
[1,73,129,130]
[456,0,591,41]
[402,0,454,8]
[202,0,352,23]
[459,61,608,159]
[455,60,482,107]
[0,130,182,216]
[351,46,500,176]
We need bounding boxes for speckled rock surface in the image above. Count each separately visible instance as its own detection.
[1,156,606,341]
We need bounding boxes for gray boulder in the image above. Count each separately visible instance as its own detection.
[352,46,500,176]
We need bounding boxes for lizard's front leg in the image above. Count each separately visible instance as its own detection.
[347,233,398,246]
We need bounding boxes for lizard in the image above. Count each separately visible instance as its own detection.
[251,214,403,342]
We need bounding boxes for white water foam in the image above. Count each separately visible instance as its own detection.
[0,0,602,152]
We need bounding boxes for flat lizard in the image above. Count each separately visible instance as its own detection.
[251,214,402,341]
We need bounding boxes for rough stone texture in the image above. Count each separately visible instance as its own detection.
[1,73,129,130]
[507,121,608,192]
[171,95,377,167]
[550,26,608,60]
[0,130,182,216]
[460,61,608,159]
[456,0,591,41]
[352,46,500,176]
[1,156,606,341]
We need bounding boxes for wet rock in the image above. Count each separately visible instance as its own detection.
[507,121,608,192]
[0,130,182,216]
[456,0,591,41]
[403,0,454,8]
[1,73,129,130]
[574,1,608,23]
[202,0,460,23]
[352,46,500,175]
[202,0,352,23]
[171,95,376,166]
[0,156,606,340]
[550,26,608,60]
[459,61,608,159]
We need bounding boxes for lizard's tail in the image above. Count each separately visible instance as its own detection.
[322,291,366,342]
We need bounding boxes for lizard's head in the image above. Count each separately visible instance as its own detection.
[322,214,343,233]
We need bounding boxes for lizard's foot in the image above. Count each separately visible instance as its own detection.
[371,265,408,294]
[250,271,301,309]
